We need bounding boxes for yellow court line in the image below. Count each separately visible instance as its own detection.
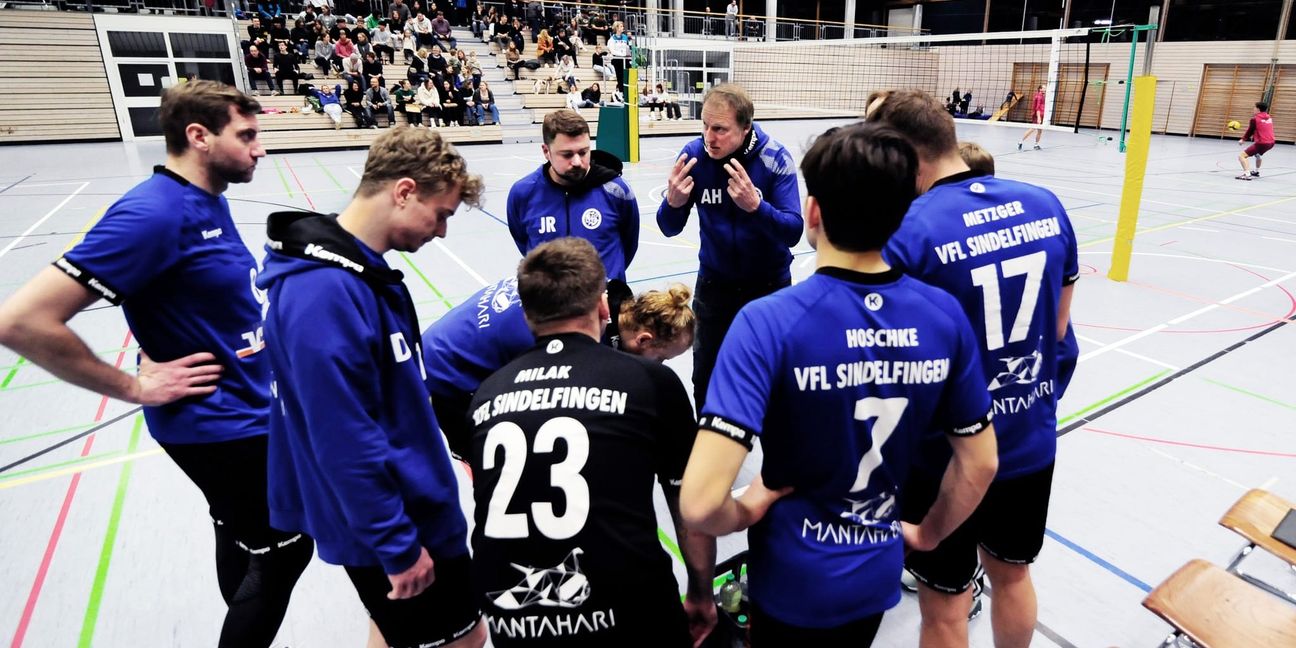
[0,448,164,491]
[1080,194,1296,249]
[63,205,109,252]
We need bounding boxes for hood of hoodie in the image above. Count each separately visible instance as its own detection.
[258,211,405,289]
[540,148,623,194]
[717,121,767,168]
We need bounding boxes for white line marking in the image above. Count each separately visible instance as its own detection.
[433,239,488,286]
[1043,181,1218,213]
[1262,236,1296,244]
[1078,268,1296,363]
[0,182,90,260]
[346,166,362,178]
[1240,213,1296,225]
[1146,447,1249,491]
[641,240,695,249]
[1178,226,1220,233]
[1074,333,1181,370]
[1078,250,1292,274]
[4,182,87,189]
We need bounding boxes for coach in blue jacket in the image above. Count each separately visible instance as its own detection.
[656,83,803,410]
[507,109,640,282]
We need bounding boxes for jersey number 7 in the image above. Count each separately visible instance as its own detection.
[969,251,1047,351]
[850,397,909,492]
[482,417,591,540]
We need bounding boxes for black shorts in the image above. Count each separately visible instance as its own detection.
[750,604,883,647]
[345,554,481,648]
[900,463,1055,594]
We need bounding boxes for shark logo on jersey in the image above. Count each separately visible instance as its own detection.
[492,290,513,313]
[839,490,897,528]
[488,549,591,610]
[988,348,1043,391]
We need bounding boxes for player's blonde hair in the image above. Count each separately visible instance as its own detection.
[619,283,695,345]
[355,128,483,207]
[958,141,995,176]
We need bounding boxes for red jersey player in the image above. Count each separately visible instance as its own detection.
[1238,101,1276,180]
[1019,84,1046,150]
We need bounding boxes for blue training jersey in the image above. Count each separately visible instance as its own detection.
[58,167,270,445]
[700,267,992,628]
[884,172,1079,479]
[422,276,535,401]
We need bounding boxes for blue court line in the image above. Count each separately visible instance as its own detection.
[1044,528,1152,592]
[473,206,508,226]
[630,269,697,285]
[0,174,34,195]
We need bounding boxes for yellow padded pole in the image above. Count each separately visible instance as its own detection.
[1108,75,1157,282]
[627,68,640,163]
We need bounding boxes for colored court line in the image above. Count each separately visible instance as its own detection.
[273,157,295,199]
[657,527,684,564]
[280,158,316,210]
[1202,377,1296,411]
[0,423,96,447]
[1056,370,1169,426]
[314,156,347,191]
[398,251,455,310]
[1083,426,1296,458]
[10,331,133,648]
[78,415,145,647]
[0,407,142,474]
[1,357,25,390]
[1043,528,1152,593]
[0,449,124,484]
[0,345,139,376]
[1078,193,1296,249]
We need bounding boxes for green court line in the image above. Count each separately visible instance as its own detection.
[78,414,144,648]
[1057,370,1170,426]
[1202,378,1296,411]
[0,449,125,482]
[0,423,97,446]
[314,156,347,191]
[398,252,454,310]
[657,527,684,564]
[0,357,25,389]
[0,377,65,394]
[273,157,294,198]
[0,345,139,376]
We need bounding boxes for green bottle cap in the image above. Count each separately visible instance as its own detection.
[737,615,748,624]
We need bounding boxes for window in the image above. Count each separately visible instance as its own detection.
[170,33,229,59]
[107,31,168,57]
[117,63,172,97]
[174,61,238,86]
[128,106,164,137]
[1165,0,1283,41]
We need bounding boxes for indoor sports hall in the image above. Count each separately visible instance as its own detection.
[1,1,1294,647]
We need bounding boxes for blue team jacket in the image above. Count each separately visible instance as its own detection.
[656,123,803,283]
[258,212,468,573]
[506,149,639,281]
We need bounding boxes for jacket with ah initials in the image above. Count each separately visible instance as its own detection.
[506,149,639,281]
[258,212,468,574]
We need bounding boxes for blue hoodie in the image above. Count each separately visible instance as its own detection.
[507,149,639,281]
[656,123,803,283]
[258,212,468,573]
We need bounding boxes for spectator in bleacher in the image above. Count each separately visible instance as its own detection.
[319,4,340,30]
[371,21,396,64]
[353,30,372,59]
[536,28,556,66]
[394,79,421,125]
[455,81,476,125]
[290,19,314,58]
[341,52,365,85]
[656,83,682,120]
[450,48,468,76]
[267,17,291,49]
[313,33,335,77]
[508,16,526,50]
[492,14,514,51]
[314,83,345,128]
[427,44,449,77]
[438,78,463,126]
[401,28,416,64]
[407,47,429,85]
[412,11,434,49]
[246,45,277,95]
[641,82,662,119]
[525,0,542,42]
[474,81,500,125]
[456,67,474,91]
[244,16,269,53]
[557,55,579,93]
[554,25,574,64]
[725,0,737,38]
[363,9,381,31]
[567,81,601,109]
[416,77,444,126]
[471,3,488,38]
[344,79,377,127]
[586,10,609,45]
[505,0,523,19]
[504,43,524,80]
[298,5,319,25]
[362,51,386,88]
[591,44,615,82]
[465,51,482,86]
[431,10,457,49]
[363,77,397,127]
[387,0,411,24]
[273,42,301,94]
[333,30,355,64]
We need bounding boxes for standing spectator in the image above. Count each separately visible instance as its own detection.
[314,83,345,128]
[725,0,737,38]
[525,0,542,42]
[507,110,640,282]
[0,80,312,648]
[474,80,500,124]
[387,0,411,24]
[343,79,375,127]
[245,45,276,94]
[608,21,631,91]
[655,84,803,411]
[394,78,421,125]
[372,21,397,63]
[364,76,397,127]
[273,41,301,94]
[258,127,487,648]
[431,10,457,49]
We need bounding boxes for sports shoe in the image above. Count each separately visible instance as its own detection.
[1251,170,1260,177]
[968,564,987,621]
[900,569,918,593]
[1017,142,1023,151]
[1033,144,1041,150]
[1235,173,1252,180]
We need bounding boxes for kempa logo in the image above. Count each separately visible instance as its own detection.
[864,293,884,311]
[970,182,986,194]
[706,416,747,441]
[304,243,364,273]
[581,208,602,230]
[202,228,223,240]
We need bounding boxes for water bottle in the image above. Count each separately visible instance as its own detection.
[718,574,742,613]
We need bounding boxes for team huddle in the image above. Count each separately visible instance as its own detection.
[0,80,1079,648]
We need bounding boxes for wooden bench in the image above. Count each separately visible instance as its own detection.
[1143,559,1296,648]
[259,123,503,151]
[1219,488,1296,604]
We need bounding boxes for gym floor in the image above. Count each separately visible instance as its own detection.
[1,119,1293,647]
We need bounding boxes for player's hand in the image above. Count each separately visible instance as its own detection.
[724,159,761,213]
[682,591,717,647]
[387,547,436,600]
[133,351,222,406]
[666,153,697,209]
[736,474,793,529]
[901,521,938,552]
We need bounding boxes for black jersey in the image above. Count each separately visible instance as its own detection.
[468,332,695,647]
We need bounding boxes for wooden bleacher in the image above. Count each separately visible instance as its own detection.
[251,94,502,151]
[0,10,121,144]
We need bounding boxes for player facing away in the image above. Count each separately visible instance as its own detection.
[258,128,487,648]
[1238,101,1276,180]
[1018,84,1046,150]
[867,89,1078,648]
[0,81,312,648]
[468,238,718,648]
[679,122,999,647]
